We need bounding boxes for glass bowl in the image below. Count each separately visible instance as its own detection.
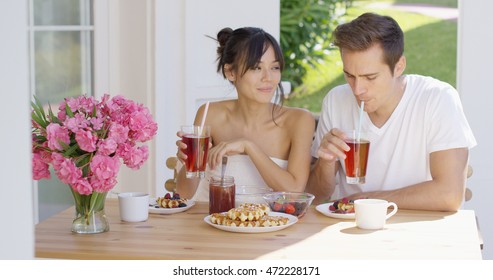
[263,192,315,218]
[235,185,272,207]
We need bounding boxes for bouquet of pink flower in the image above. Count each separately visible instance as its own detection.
[31,94,158,233]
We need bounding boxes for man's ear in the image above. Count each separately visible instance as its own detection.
[224,64,235,82]
[395,55,406,76]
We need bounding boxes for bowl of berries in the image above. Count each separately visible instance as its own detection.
[263,192,315,218]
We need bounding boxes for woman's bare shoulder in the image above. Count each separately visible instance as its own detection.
[212,100,236,115]
[196,99,235,123]
[281,106,316,124]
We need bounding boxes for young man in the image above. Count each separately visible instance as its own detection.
[306,13,476,211]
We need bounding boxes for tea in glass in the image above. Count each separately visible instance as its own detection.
[181,125,210,178]
[343,131,370,184]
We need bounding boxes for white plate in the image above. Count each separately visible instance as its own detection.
[149,198,195,214]
[316,203,355,219]
[204,212,298,233]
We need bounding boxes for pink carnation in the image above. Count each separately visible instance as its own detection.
[72,178,93,195]
[89,117,105,130]
[130,121,158,142]
[50,152,65,170]
[129,110,148,131]
[32,153,51,180]
[54,157,82,185]
[63,113,89,133]
[109,123,129,144]
[90,176,118,193]
[97,138,118,156]
[75,129,98,152]
[117,143,149,170]
[46,123,70,151]
[90,154,121,181]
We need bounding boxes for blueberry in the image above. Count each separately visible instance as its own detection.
[178,202,187,208]
[295,202,304,212]
[332,200,339,209]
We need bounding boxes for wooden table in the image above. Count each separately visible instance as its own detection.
[35,199,482,259]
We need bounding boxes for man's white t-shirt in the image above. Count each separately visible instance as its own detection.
[311,74,477,200]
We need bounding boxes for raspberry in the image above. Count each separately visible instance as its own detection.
[329,205,336,211]
[164,193,171,199]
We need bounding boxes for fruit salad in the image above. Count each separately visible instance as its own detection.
[328,198,354,214]
[154,192,188,208]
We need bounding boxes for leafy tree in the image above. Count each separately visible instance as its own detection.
[280,0,350,91]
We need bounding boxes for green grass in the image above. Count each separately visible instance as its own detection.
[285,0,457,112]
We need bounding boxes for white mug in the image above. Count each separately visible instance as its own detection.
[354,199,398,230]
[118,192,149,222]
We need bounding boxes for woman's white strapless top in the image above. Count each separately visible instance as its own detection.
[191,154,288,202]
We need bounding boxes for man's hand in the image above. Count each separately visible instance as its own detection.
[317,128,349,162]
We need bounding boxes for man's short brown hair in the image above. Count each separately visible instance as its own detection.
[333,12,404,74]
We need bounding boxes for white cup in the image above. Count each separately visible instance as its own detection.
[354,199,398,230]
[118,192,149,222]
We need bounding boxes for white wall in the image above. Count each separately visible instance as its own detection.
[0,0,34,259]
[103,0,156,197]
[458,0,493,260]
[155,0,280,198]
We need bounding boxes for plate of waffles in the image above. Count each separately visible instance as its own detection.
[148,197,195,214]
[316,202,355,219]
[204,203,298,233]
[204,212,298,233]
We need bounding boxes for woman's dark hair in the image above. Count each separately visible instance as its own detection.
[333,13,404,74]
[213,27,285,123]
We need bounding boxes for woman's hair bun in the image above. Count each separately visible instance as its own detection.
[217,27,233,48]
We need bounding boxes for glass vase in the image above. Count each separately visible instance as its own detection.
[71,190,109,234]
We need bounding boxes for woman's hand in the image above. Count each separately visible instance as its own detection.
[207,139,251,170]
[316,128,349,162]
[175,131,188,164]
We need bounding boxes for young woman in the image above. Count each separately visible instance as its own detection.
[175,27,315,201]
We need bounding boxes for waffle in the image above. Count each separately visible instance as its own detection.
[210,213,229,225]
[156,197,188,208]
[239,203,270,215]
[209,204,289,227]
[227,203,270,221]
[258,215,289,226]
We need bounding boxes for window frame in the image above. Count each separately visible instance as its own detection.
[28,0,109,223]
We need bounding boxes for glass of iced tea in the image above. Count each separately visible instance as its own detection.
[180,125,211,178]
[209,176,235,214]
[343,130,370,184]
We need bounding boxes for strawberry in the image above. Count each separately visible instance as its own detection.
[284,203,296,215]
